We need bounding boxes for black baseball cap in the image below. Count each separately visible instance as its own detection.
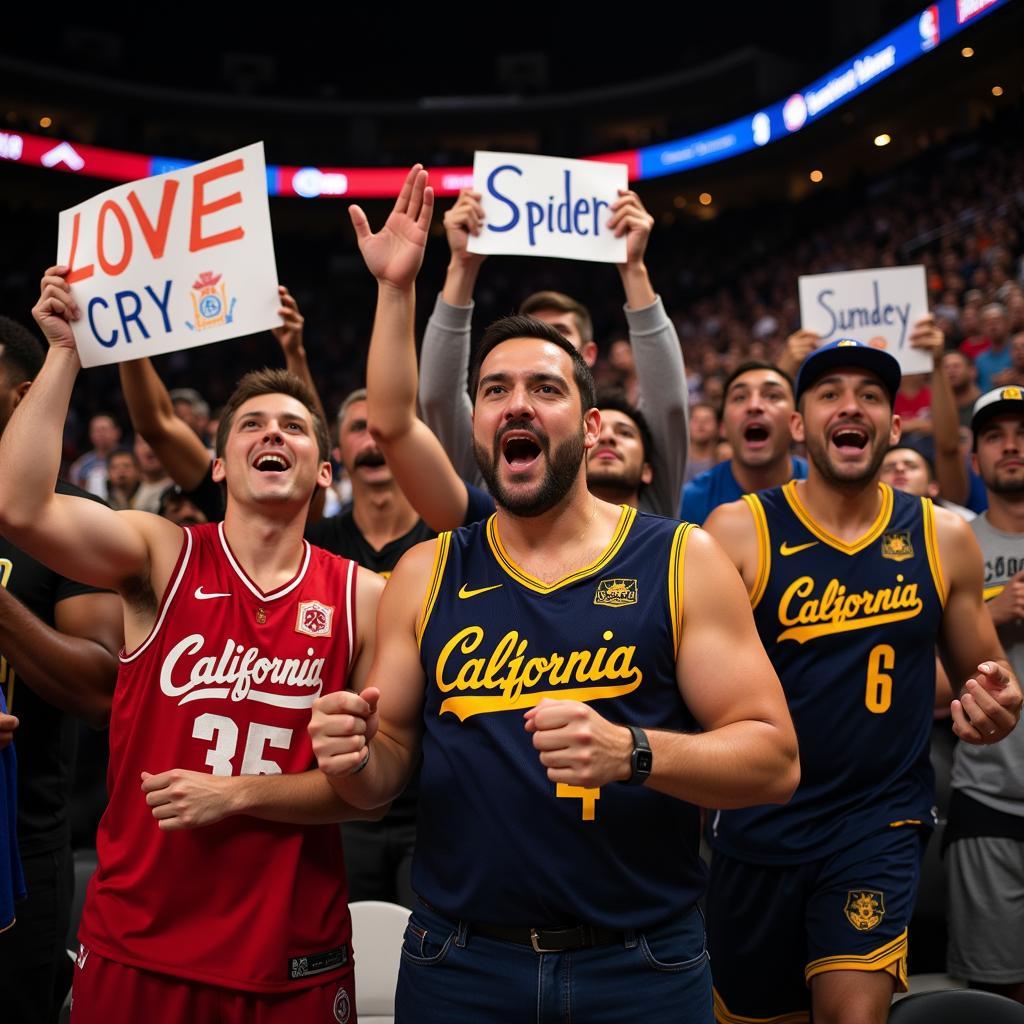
[795,339,902,404]
[971,385,1024,442]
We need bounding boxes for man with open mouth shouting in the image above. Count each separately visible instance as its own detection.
[309,166,800,1024]
[704,332,1022,1024]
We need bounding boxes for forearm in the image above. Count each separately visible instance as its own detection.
[0,347,78,526]
[930,361,969,504]
[324,732,415,811]
[231,768,389,825]
[367,283,420,442]
[646,721,798,808]
[418,293,481,486]
[617,263,657,310]
[281,344,327,426]
[118,358,210,491]
[441,258,481,308]
[0,589,116,727]
[627,295,689,515]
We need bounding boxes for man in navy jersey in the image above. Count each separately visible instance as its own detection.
[309,166,800,1024]
[705,332,1022,1024]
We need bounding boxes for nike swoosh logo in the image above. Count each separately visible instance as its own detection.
[194,587,232,600]
[458,583,503,600]
[779,541,819,557]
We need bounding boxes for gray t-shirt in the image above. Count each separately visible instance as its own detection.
[950,513,1024,815]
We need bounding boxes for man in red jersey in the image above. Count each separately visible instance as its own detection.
[0,267,385,1024]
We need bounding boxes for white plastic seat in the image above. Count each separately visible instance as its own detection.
[350,899,411,1024]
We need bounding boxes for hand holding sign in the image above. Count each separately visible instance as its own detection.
[33,266,80,360]
[907,314,945,367]
[798,266,931,376]
[468,152,627,264]
[607,189,654,269]
[351,165,434,290]
[443,189,487,268]
[57,142,279,368]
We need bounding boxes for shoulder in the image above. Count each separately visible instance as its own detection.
[56,479,111,506]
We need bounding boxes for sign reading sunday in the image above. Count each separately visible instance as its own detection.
[57,142,279,368]
[798,265,931,375]
[468,151,627,264]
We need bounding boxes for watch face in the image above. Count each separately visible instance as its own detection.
[636,750,653,774]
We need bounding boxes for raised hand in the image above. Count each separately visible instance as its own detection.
[443,188,486,267]
[271,285,305,355]
[908,314,945,366]
[32,266,80,355]
[608,189,654,270]
[350,165,434,290]
[951,661,1022,745]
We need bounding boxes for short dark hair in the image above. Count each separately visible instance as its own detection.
[885,444,935,481]
[723,361,795,401]
[215,368,329,461]
[469,315,597,411]
[518,291,593,344]
[0,316,45,384]
[106,446,137,467]
[596,388,655,466]
[691,400,720,423]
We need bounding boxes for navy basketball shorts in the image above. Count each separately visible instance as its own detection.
[706,825,927,1023]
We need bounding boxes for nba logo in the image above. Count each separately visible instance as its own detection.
[918,6,940,50]
[296,600,334,637]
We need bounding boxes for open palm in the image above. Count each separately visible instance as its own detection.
[351,164,434,289]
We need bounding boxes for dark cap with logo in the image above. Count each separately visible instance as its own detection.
[795,339,902,404]
[971,385,1024,439]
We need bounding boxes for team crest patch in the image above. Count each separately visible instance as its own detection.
[333,986,351,1023]
[1001,386,1023,400]
[296,600,334,637]
[881,531,913,562]
[186,271,236,331]
[594,578,638,607]
[844,890,885,931]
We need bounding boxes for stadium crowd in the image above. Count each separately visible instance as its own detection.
[0,109,1022,1023]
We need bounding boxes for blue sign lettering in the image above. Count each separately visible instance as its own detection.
[815,280,911,346]
[86,280,175,349]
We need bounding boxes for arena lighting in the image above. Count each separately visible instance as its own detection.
[0,0,1010,195]
[992,85,1004,95]
[699,192,713,205]
[962,45,975,56]
[810,169,824,182]
[673,195,687,208]
[874,133,892,146]
[38,116,51,128]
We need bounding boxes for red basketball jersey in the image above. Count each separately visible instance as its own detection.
[78,522,357,993]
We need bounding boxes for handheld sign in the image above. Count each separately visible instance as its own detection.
[57,142,280,368]
[468,151,627,264]
[798,266,931,376]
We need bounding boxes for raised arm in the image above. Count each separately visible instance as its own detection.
[610,190,690,515]
[118,356,211,492]
[418,188,486,485]
[913,315,970,505]
[935,508,1022,743]
[0,267,180,593]
[356,166,472,531]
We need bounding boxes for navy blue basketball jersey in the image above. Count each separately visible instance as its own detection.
[415,506,706,929]
[711,482,944,865]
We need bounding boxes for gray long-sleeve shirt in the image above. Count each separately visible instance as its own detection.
[418,293,689,517]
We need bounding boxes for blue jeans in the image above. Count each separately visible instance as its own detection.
[395,902,712,1023]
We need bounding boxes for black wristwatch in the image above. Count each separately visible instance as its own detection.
[622,725,652,786]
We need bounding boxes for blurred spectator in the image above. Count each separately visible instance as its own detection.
[604,338,640,406]
[168,387,212,446]
[104,448,140,512]
[156,485,208,526]
[975,303,1013,390]
[895,373,933,438]
[130,435,172,514]
[942,351,981,428]
[67,414,121,499]
[685,402,719,484]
